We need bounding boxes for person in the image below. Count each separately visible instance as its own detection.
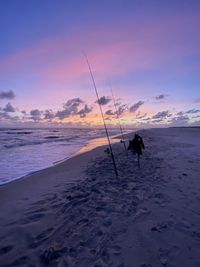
[128,134,145,168]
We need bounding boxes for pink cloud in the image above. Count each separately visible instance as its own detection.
[0,9,199,84]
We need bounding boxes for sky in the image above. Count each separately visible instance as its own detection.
[0,0,200,128]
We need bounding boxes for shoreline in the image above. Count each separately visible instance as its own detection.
[0,132,123,187]
[0,130,132,217]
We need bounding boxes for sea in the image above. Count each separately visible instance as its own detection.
[0,127,123,185]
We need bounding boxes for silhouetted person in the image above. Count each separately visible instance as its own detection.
[128,134,145,168]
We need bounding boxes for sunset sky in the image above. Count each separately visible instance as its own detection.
[0,0,199,127]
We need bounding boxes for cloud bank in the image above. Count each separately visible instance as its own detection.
[155,94,168,100]
[0,90,15,100]
[96,96,111,106]
[129,101,144,113]
[3,102,16,112]
[0,95,199,128]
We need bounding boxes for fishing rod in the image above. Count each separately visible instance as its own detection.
[137,154,141,169]
[84,53,118,177]
[110,86,127,152]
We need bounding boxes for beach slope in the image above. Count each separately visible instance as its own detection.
[0,127,200,266]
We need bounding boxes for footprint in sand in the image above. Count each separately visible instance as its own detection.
[154,193,168,207]
[100,248,111,264]
[192,231,200,241]
[0,245,13,255]
[10,255,30,266]
[51,203,63,209]
[33,199,47,205]
[36,227,54,241]
[24,207,46,216]
[158,245,180,266]
[40,246,66,265]
[151,223,168,233]
[151,220,175,233]
[20,212,45,224]
[133,208,151,221]
[43,193,58,201]
[108,245,121,255]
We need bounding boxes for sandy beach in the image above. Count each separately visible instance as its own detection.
[0,127,200,267]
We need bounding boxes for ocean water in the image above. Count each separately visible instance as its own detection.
[0,128,121,185]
